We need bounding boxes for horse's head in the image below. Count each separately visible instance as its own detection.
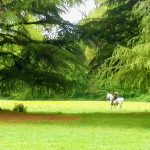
[106,93,113,101]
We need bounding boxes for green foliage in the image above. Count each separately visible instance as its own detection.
[81,0,140,71]
[97,0,150,91]
[0,0,149,98]
[0,0,86,96]
[99,43,150,90]
[76,0,149,95]
[13,103,27,112]
[129,94,150,102]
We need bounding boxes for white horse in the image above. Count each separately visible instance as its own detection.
[106,93,124,109]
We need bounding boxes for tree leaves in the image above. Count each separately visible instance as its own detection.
[81,0,141,72]
[97,0,150,91]
[0,0,85,95]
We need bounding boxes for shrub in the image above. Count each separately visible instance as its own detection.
[13,103,28,112]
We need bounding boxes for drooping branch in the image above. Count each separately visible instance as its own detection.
[0,0,85,95]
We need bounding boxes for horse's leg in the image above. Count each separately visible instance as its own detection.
[110,103,113,110]
[110,101,113,110]
[119,104,122,109]
[113,101,117,110]
[119,102,123,109]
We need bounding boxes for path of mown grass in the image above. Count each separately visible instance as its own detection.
[0,100,150,150]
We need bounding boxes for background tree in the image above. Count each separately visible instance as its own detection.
[82,0,141,71]
[0,0,149,99]
[0,0,86,98]
[98,0,150,91]
[80,0,150,96]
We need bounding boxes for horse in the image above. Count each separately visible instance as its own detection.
[106,93,124,109]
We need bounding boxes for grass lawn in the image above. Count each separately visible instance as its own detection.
[0,100,150,150]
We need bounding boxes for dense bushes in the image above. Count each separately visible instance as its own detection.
[13,103,28,112]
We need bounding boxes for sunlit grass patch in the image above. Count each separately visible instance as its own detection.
[0,100,150,113]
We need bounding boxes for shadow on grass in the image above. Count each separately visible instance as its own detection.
[36,111,150,129]
[69,112,150,129]
[24,111,150,129]
[0,110,150,129]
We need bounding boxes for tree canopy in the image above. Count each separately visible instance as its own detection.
[87,0,150,91]
[0,0,149,99]
[0,0,86,96]
[81,0,141,70]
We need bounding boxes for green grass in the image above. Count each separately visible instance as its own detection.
[0,100,150,113]
[0,100,150,150]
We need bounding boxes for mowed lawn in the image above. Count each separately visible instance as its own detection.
[0,100,150,150]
